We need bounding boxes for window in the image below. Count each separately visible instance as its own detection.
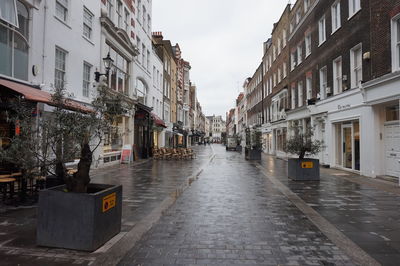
[0,1,29,80]
[277,38,281,55]
[136,79,147,104]
[291,87,296,109]
[350,44,362,88]
[298,81,303,107]
[331,1,341,32]
[107,44,130,95]
[55,47,67,90]
[282,29,287,47]
[304,0,310,12]
[333,57,342,94]
[296,10,301,24]
[82,62,91,97]
[278,68,281,83]
[0,0,19,27]
[146,50,150,70]
[56,0,68,22]
[273,73,277,87]
[391,16,400,71]
[147,15,151,34]
[124,9,129,31]
[83,8,93,39]
[142,44,145,65]
[306,76,312,100]
[273,45,276,61]
[319,16,326,45]
[291,51,297,70]
[116,0,122,28]
[297,44,303,65]
[106,0,113,21]
[349,0,361,18]
[283,62,287,78]
[137,0,141,24]
[319,66,327,99]
[142,6,146,30]
[305,33,312,57]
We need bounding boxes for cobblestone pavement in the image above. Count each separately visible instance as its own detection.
[0,145,213,266]
[260,155,400,266]
[119,145,354,266]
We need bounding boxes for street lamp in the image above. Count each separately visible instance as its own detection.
[94,52,114,82]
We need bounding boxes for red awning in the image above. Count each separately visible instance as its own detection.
[0,78,92,113]
[151,112,167,128]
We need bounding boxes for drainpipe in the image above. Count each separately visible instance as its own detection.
[41,0,48,84]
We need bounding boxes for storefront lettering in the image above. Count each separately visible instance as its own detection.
[337,104,351,110]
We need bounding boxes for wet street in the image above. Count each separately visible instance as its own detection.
[118,145,355,266]
[1,144,400,265]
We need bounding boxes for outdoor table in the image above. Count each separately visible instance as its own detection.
[0,177,16,202]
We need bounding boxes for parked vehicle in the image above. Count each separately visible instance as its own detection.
[226,137,237,151]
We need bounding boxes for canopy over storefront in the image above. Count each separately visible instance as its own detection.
[0,78,92,113]
[151,112,166,128]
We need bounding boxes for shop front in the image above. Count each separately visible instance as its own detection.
[151,112,167,149]
[134,103,152,159]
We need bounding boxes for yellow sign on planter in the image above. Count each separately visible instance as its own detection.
[301,162,314,169]
[102,193,116,212]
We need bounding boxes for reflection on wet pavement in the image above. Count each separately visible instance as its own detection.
[119,145,354,265]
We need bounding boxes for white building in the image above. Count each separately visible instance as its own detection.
[206,115,226,142]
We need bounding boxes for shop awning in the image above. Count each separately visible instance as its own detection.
[0,78,92,113]
[151,112,167,128]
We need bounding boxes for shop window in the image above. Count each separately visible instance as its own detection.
[0,0,29,80]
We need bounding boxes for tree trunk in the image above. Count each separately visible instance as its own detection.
[65,143,92,193]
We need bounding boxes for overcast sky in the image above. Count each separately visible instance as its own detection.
[152,0,289,117]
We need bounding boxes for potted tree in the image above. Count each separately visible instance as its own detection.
[285,126,323,181]
[1,84,129,251]
[245,128,262,160]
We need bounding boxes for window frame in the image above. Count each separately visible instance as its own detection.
[331,1,341,33]
[319,66,328,100]
[55,46,68,90]
[348,0,361,19]
[306,75,312,100]
[305,32,312,57]
[55,0,69,22]
[298,81,303,107]
[391,15,400,72]
[83,7,93,40]
[318,16,326,46]
[332,56,343,95]
[350,43,362,89]
[82,61,91,98]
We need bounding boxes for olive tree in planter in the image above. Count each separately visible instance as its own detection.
[285,127,323,181]
[37,85,131,251]
[1,84,130,251]
[245,128,262,160]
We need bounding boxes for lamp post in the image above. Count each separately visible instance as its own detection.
[94,52,114,82]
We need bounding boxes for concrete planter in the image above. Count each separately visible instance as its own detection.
[245,148,262,160]
[288,158,320,181]
[37,183,122,251]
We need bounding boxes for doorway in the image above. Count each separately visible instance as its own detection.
[338,121,360,171]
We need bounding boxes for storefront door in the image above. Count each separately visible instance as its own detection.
[342,124,353,169]
[384,123,400,177]
[340,121,360,171]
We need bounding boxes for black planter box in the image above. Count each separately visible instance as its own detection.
[245,148,262,160]
[288,158,320,181]
[37,183,122,251]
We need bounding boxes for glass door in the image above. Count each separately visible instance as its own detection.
[342,124,353,169]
